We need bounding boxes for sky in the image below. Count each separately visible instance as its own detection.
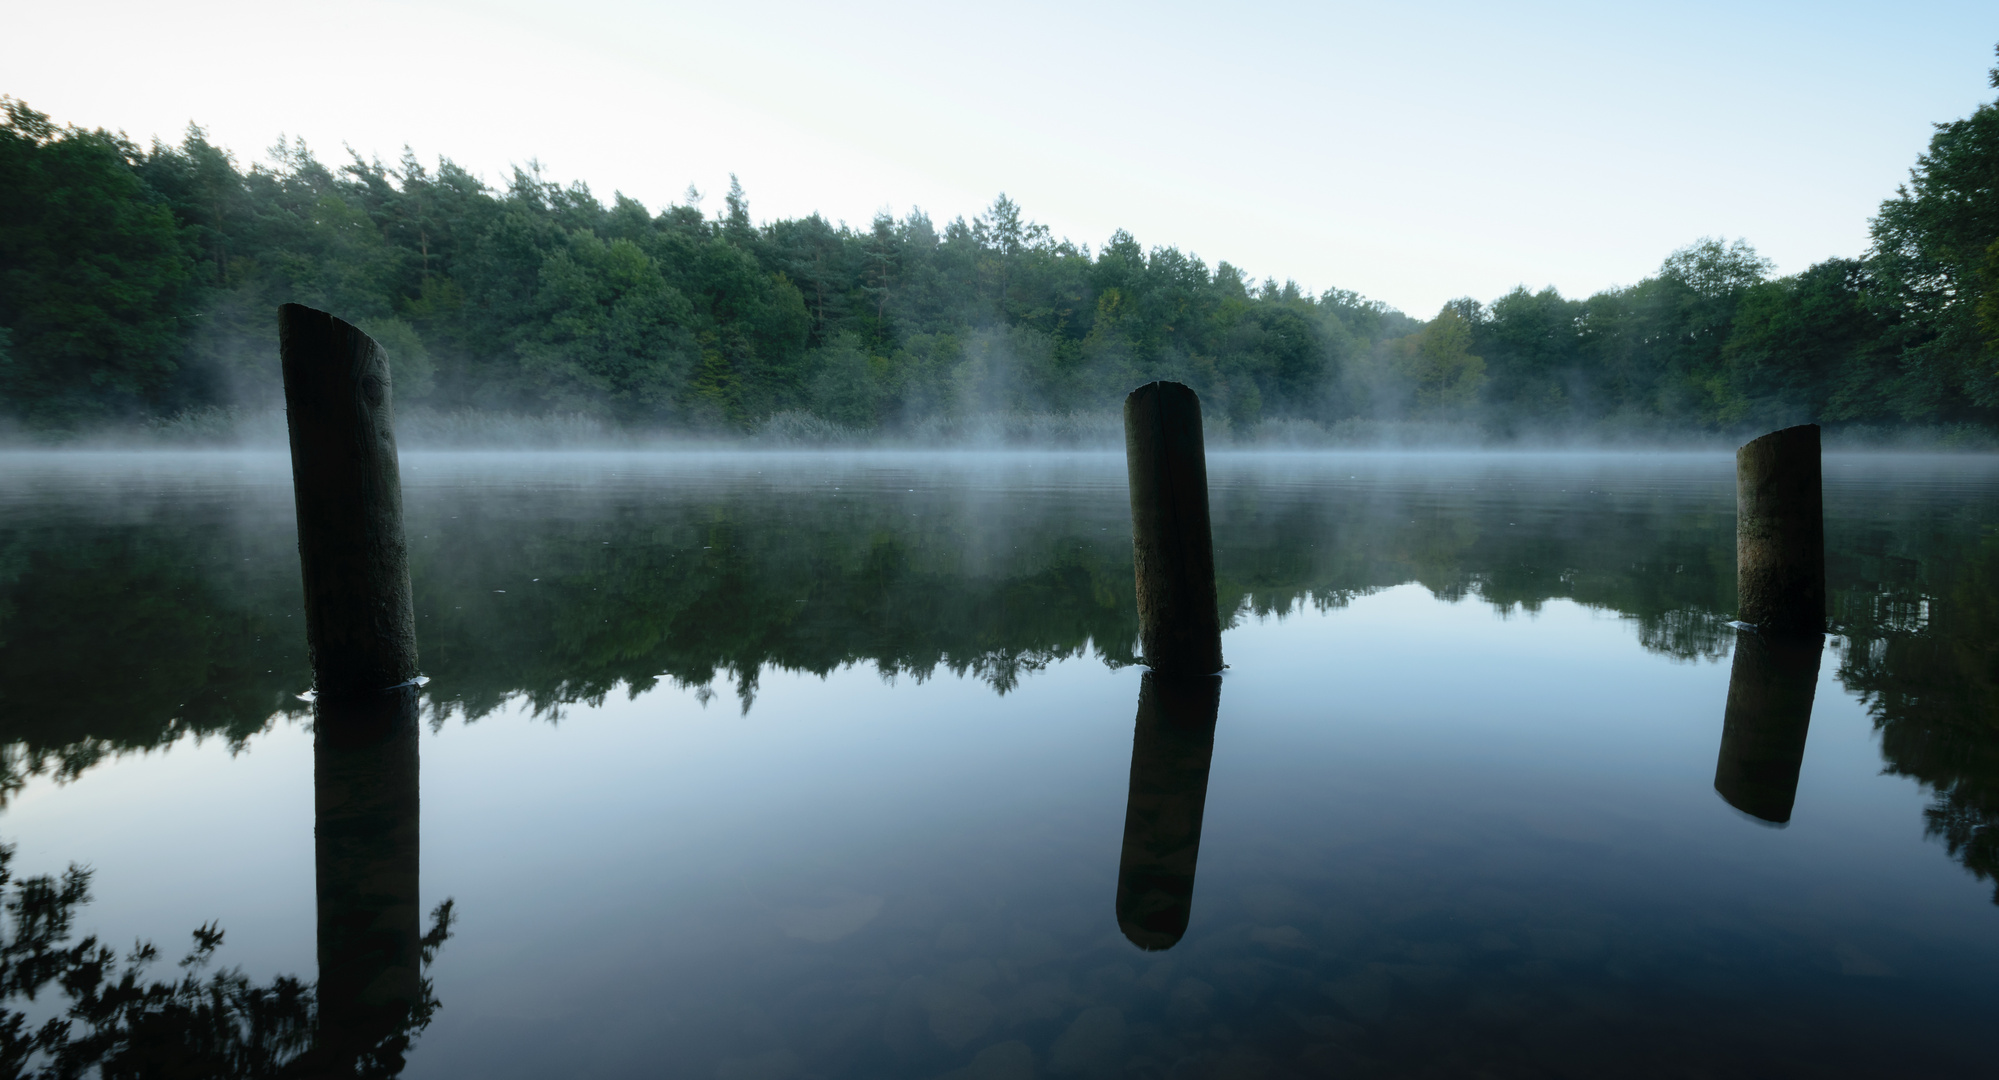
[5,0,1995,316]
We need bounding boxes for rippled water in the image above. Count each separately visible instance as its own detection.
[1,450,1995,1077]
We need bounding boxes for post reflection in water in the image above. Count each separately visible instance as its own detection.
[1114,671,1223,951]
[1713,629,1825,825]
[305,683,427,1075]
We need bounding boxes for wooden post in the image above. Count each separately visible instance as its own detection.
[312,685,424,1069]
[1736,424,1824,636]
[1124,381,1223,675]
[282,304,427,1070]
[1115,672,1222,951]
[280,303,418,698]
[1713,628,1823,824]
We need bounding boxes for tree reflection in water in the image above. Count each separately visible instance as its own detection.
[3,458,1998,903]
[1840,531,1999,899]
[0,680,452,1078]
[0,858,451,1078]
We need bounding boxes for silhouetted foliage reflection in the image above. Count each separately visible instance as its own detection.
[0,842,452,1078]
[1839,529,1999,899]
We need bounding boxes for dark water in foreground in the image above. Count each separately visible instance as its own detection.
[1,451,1996,1078]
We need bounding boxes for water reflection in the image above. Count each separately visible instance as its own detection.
[1713,630,1823,824]
[1114,672,1222,950]
[0,695,444,1077]
[303,684,435,1076]
[7,456,1999,1073]
[4,454,1999,902]
[1840,530,1999,900]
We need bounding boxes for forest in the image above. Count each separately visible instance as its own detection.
[1,48,1996,441]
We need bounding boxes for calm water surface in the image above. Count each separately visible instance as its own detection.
[1,450,1996,1078]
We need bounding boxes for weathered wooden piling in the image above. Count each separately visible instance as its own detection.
[1736,424,1824,636]
[281,303,418,698]
[312,684,424,1067]
[1124,381,1223,675]
[281,304,426,1070]
[1713,628,1823,824]
[1115,671,1222,951]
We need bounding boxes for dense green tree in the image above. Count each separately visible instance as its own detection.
[0,100,192,422]
[1868,46,1999,414]
[808,333,881,426]
[515,231,697,416]
[1720,258,1902,424]
[1395,304,1487,415]
[1475,286,1582,425]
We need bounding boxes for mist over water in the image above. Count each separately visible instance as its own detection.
[3,449,1998,1076]
[20,407,1995,454]
[5,446,1992,729]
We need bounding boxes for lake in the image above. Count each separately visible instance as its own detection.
[1,450,1995,1078]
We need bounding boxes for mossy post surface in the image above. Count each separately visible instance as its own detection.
[281,303,418,698]
[1713,629,1823,824]
[1123,381,1223,675]
[1115,671,1222,951]
[1736,424,1824,636]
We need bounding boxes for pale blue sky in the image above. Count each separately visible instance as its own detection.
[7,0,1993,315]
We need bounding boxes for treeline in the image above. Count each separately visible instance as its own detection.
[1,48,1997,436]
